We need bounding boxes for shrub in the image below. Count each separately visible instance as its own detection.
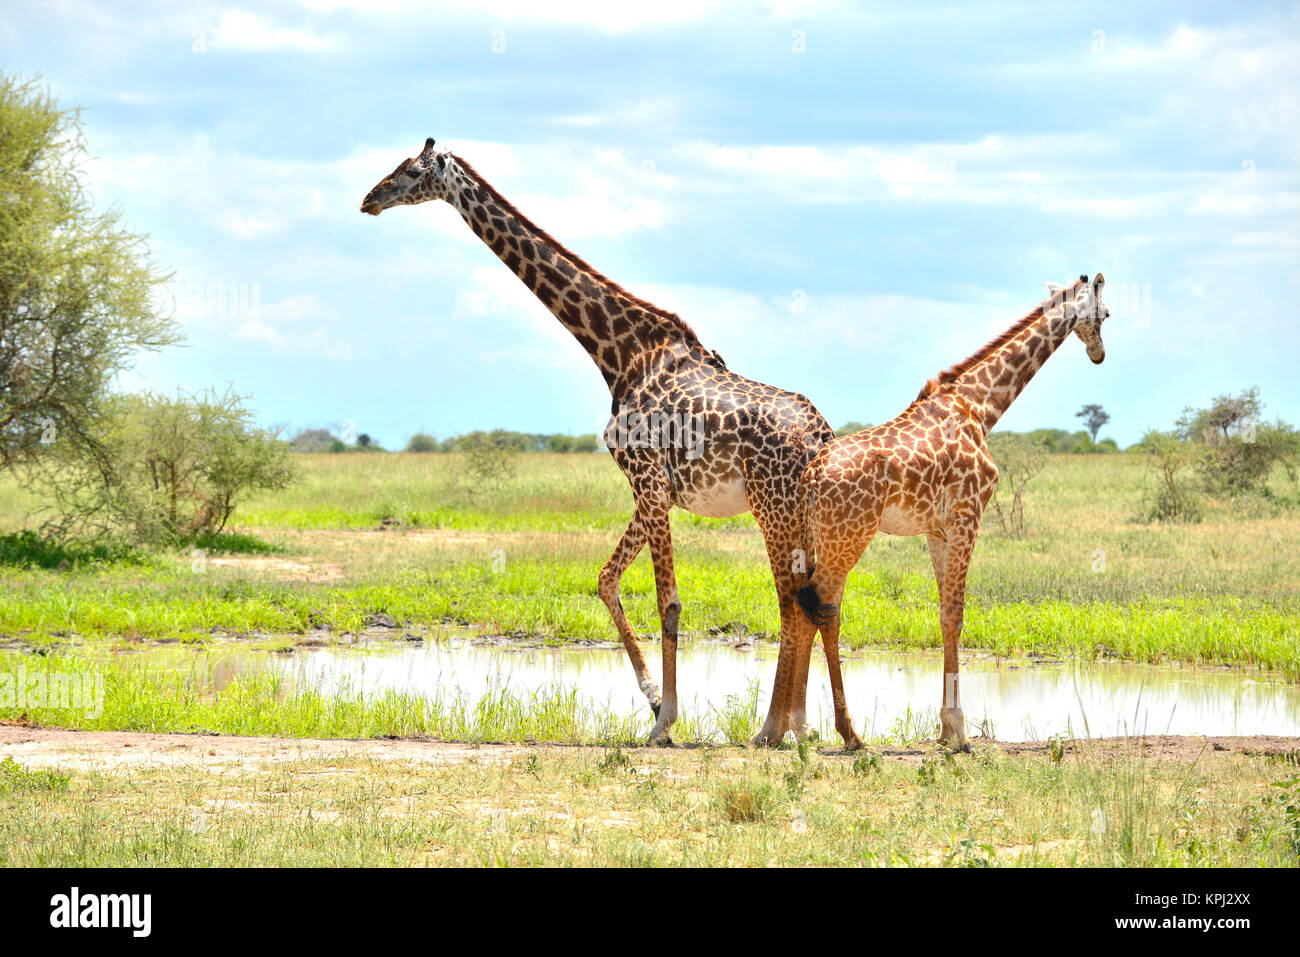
[987,432,1046,538]
[1137,429,1202,523]
[34,387,294,545]
[456,431,519,489]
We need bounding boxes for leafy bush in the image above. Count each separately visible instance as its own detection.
[1176,389,1298,499]
[34,387,294,545]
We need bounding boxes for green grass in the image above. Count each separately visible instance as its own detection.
[0,649,875,747]
[0,452,1296,676]
[0,756,70,796]
[0,530,146,570]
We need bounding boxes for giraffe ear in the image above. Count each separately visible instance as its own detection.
[1091,272,1105,294]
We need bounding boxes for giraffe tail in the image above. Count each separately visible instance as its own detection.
[795,477,837,628]
[796,583,836,628]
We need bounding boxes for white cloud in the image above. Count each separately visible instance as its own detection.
[259,293,340,322]
[208,9,343,54]
[292,0,754,32]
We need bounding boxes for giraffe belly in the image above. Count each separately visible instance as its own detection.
[677,475,750,518]
[878,505,928,537]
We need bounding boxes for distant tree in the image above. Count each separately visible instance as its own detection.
[1022,428,1069,452]
[570,433,600,453]
[1176,388,1298,497]
[1076,404,1110,442]
[835,421,869,437]
[1176,388,1260,445]
[288,428,336,453]
[1062,430,1096,455]
[0,73,179,470]
[456,431,519,489]
[405,432,439,453]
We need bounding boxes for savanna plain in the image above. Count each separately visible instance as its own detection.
[1,452,1298,866]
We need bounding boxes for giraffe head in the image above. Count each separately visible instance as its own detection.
[1049,274,1109,364]
[360,137,456,215]
[1072,273,1108,364]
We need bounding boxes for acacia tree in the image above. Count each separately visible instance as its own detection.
[1176,388,1299,497]
[1076,403,1110,442]
[0,73,178,469]
[38,388,294,545]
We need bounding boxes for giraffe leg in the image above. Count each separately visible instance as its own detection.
[932,529,974,752]
[790,615,812,738]
[816,581,862,750]
[636,488,680,748]
[751,530,805,747]
[752,596,800,746]
[791,564,860,749]
[597,517,660,714]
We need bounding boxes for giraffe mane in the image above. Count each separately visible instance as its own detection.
[913,277,1087,401]
[452,155,706,349]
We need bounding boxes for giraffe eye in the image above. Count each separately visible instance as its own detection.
[405,167,422,179]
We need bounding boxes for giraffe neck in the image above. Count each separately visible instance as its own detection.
[946,297,1082,435]
[444,156,703,397]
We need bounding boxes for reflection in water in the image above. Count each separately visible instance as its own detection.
[216,637,1300,742]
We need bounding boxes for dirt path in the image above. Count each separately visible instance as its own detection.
[3,725,1298,773]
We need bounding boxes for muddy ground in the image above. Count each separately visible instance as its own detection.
[3,725,1298,774]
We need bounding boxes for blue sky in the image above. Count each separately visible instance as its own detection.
[3,1,1297,448]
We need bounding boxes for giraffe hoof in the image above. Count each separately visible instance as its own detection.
[939,708,970,753]
[749,730,785,749]
[646,733,674,748]
[842,735,864,753]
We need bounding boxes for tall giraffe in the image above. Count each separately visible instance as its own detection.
[361,138,834,745]
[755,274,1109,750]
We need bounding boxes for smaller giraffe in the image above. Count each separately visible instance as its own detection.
[756,274,1109,750]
